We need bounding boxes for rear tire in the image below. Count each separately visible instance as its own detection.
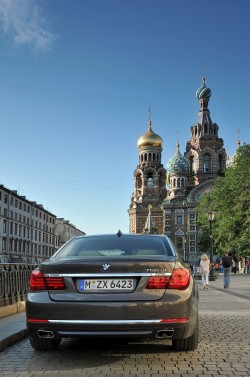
[172,317,199,351]
[29,334,61,351]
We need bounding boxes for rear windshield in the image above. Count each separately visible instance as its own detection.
[53,235,177,259]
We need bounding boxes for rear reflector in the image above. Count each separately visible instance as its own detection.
[160,318,188,323]
[27,319,49,323]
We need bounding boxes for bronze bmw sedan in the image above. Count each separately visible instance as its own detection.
[26,232,199,351]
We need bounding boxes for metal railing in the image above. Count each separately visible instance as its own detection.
[0,263,37,307]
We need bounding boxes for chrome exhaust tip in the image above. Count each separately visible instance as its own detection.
[37,330,54,339]
[156,329,174,338]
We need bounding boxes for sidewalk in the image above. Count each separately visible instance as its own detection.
[0,311,27,351]
[0,273,249,352]
[199,271,250,299]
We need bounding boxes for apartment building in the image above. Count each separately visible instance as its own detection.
[0,184,85,264]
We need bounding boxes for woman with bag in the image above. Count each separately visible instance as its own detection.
[199,254,210,289]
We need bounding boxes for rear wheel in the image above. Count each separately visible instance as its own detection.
[172,317,199,351]
[29,334,61,351]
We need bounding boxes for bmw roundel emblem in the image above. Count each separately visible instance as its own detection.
[102,263,110,272]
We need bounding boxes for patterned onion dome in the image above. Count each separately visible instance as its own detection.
[227,154,236,168]
[166,143,189,174]
[227,141,241,168]
[137,120,163,149]
[196,76,212,100]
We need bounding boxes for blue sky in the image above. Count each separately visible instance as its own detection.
[0,0,249,235]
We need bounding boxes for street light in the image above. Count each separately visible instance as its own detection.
[207,211,216,281]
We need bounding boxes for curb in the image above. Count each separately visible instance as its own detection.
[0,301,26,319]
[0,301,27,352]
[0,329,28,352]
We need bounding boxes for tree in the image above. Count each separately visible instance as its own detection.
[196,144,250,258]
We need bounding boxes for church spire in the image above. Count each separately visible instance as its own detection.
[143,205,158,234]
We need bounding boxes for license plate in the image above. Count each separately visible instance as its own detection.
[77,279,134,292]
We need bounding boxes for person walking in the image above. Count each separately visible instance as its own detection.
[221,250,232,288]
[231,252,238,274]
[199,254,210,289]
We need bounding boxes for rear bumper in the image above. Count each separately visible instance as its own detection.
[27,317,195,341]
[26,286,198,341]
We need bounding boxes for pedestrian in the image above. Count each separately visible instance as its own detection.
[199,254,210,289]
[241,256,246,273]
[220,250,232,288]
[231,252,238,274]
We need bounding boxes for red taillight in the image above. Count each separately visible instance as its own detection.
[30,270,46,290]
[29,269,65,291]
[146,276,170,289]
[146,268,190,290]
[167,268,190,290]
[45,277,66,289]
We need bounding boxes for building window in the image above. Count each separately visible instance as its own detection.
[218,154,224,174]
[176,215,183,225]
[189,156,196,174]
[2,238,6,252]
[203,154,211,173]
[176,238,183,248]
[147,176,153,187]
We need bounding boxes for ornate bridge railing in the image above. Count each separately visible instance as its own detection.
[0,263,37,307]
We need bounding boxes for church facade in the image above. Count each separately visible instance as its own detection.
[128,77,228,262]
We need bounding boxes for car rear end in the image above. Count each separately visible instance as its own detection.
[26,233,199,351]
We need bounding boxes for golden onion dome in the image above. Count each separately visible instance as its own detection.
[137,121,163,149]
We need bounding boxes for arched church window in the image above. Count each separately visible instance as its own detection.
[218,154,224,174]
[136,174,142,189]
[147,173,154,187]
[203,154,211,173]
[189,156,195,174]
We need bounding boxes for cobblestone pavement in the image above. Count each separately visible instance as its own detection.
[0,284,250,377]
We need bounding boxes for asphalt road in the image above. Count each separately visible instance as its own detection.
[0,274,250,377]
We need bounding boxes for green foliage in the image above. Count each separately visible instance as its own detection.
[196,144,250,258]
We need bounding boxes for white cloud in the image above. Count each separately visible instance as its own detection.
[0,0,57,53]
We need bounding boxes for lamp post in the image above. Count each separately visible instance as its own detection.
[207,211,216,281]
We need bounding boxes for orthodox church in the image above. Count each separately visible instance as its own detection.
[128,77,228,262]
